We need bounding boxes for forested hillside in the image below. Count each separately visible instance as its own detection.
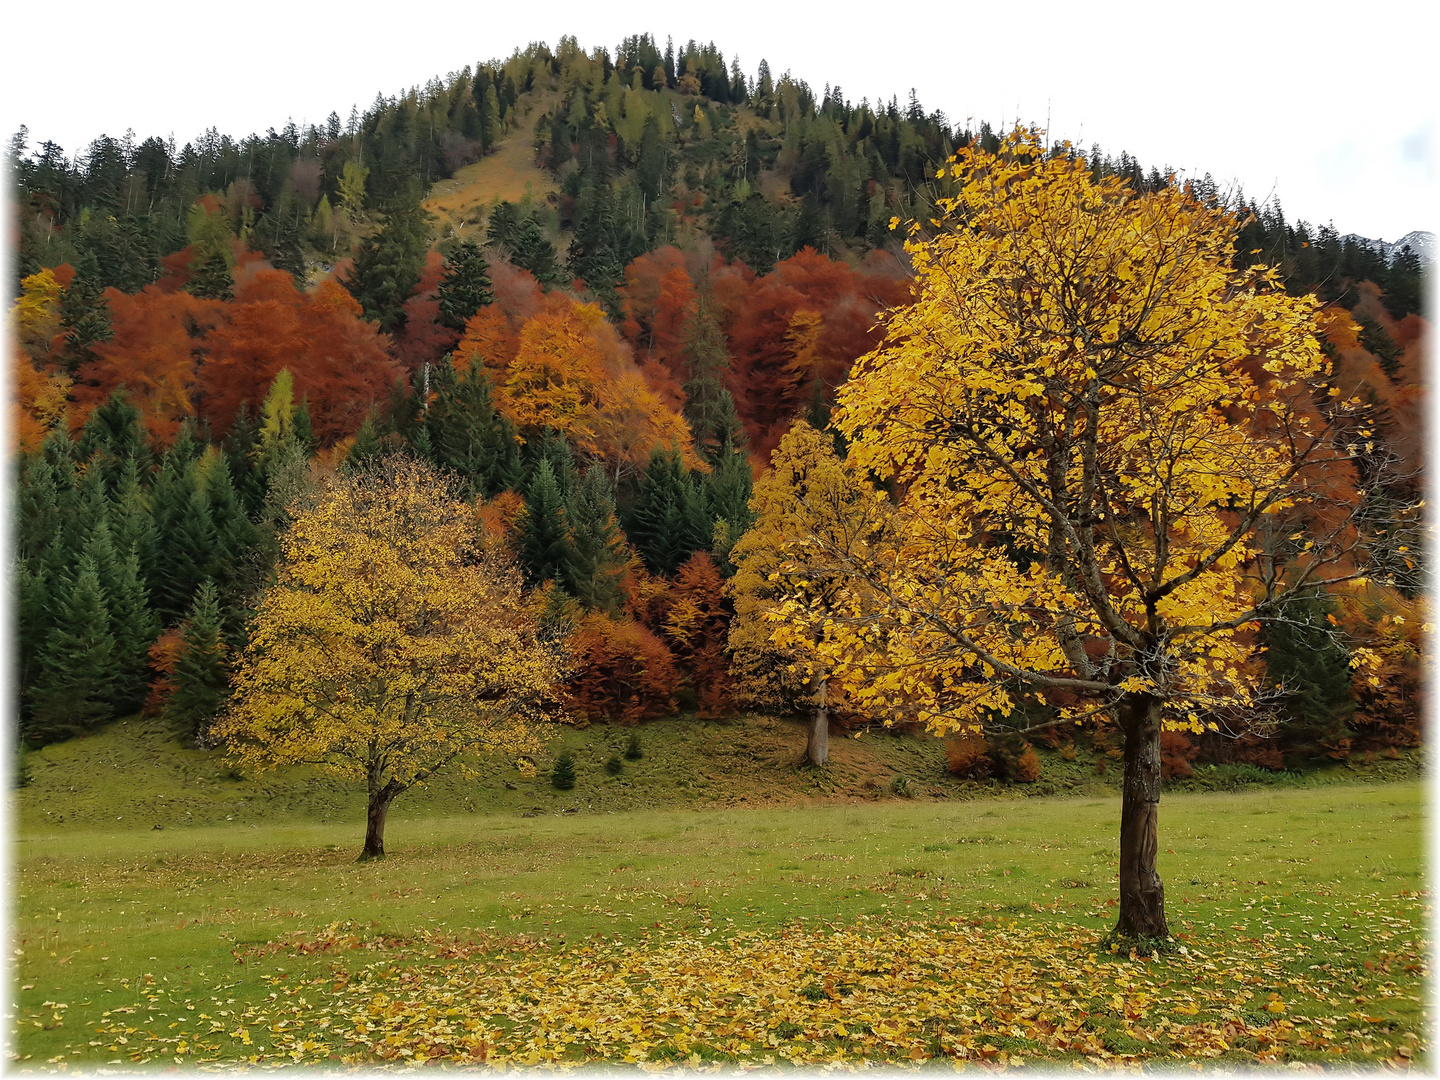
[8,34,1427,776]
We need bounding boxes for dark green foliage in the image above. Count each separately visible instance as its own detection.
[1264,593,1357,763]
[487,202,562,283]
[436,238,494,331]
[106,544,161,714]
[624,446,713,576]
[551,749,577,790]
[27,555,116,743]
[564,464,628,615]
[187,248,234,301]
[715,194,794,274]
[518,458,570,588]
[423,360,522,496]
[76,392,151,487]
[346,413,385,471]
[165,581,231,742]
[682,284,744,464]
[224,403,266,517]
[525,430,577,499]
[624,732,643,760]
[344,193,432,334]
[292,398,317,456]
[57,257,113,371]
[605,754,623,775]
[148,437,216,623]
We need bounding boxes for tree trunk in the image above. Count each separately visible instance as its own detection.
[1116,692,1168,938]
[805,677,829,766]
[359,782,400,861]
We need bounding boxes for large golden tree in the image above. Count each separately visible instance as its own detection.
[770,131,1379,938]
[213,457,565,859]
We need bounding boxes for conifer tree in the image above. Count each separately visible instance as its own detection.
[165,580,230,742]
[110,455,158,573]
[518,458,570,588]
[564,464,628,615]
[107,544,161,714]
[224,402,266,517]
[437,238,495,331]
[77,391,152,491]
[28,555,117,741]
[424,360,522,496]
[625,445,712,575]
[150,447,216,623]
[346,414,385,471]
[682,282,744,464]
[344,193,432,334]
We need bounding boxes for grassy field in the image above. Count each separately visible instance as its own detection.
[9,715,1429,1069]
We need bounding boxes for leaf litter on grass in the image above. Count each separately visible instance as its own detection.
[80,891,1427,1070]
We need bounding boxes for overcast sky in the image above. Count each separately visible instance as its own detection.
[3,0,1434,242]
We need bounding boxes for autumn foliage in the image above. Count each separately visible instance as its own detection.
[565,614,682,724]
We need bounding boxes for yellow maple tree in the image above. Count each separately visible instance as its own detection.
[769,130,1380,937]
[212,457,566,859]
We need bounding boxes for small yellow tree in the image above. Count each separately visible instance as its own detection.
[213,456,565,859]
[727,420,885,765]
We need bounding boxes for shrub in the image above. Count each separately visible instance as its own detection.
[991,735,1040,782]
[1013,745,1041,783]
[944,734,994,780]
[889,774,915,797]
[551,750,576,790]
[604,754,623,775]
[1059,744,1078,762]
[624,732,643,760]
[1160,730,1200,780]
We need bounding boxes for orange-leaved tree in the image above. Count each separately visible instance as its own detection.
[767,130,1390,938]
[212,457,566,859]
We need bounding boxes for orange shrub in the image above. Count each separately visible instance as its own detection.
[944,734,993,780]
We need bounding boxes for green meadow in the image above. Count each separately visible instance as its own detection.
[10,715,1429,1069]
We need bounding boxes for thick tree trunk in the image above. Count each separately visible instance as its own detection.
[1116,692,1168,939]
[805,677,829,766]
[359,782,399,861]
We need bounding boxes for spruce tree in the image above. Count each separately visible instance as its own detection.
[108,545,160,714]
[224,402,266,517]
[436,238,494,331]
[28,555,116,742]
[76,390,152,490]
[346,414,384,472]
[425,361,521,496]
[344,193,432,334]
[110,454,158,575]
[518,458,570,588]
[165,581,230,742]
[625,446,713,575]
[682,282,745,464]
[564,464,628,615]
[150,450,216,624]
[188,248,234,301]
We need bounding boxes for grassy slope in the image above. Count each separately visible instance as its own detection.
[420,91,558,237]
[16,711,1422,838]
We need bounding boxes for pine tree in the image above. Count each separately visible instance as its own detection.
[518,458,570,588]
[110,454,158,574]
[1265,593,1358,763]
[346,413,385,472]
[344,194,432,334]
[436,238,494,331]
[683,282,744,464]
[76,390,152,491]
[108,544,160,714]
[188,248,234,300]
[165,580,230,742]
[425,360,522,496]
[224,402,266,517]
[28,555,117,742]
[551,749,577,790]
[625,446,713,575]
[150,447,216,623]
[564,464,628,615]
